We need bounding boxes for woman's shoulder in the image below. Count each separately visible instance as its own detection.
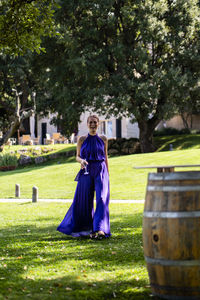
[78,135,87,144]
[99,134,107,143]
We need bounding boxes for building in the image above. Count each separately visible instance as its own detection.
[29,111,139,144]
[29,113,58,144]
[157,114,200,131]
[78,111,139,139]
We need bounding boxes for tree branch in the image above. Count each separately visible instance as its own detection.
[0,89,34,151]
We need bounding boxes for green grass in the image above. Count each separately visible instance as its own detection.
[0,148,200,199]
[154,134,200,151]
[0,202,151,300]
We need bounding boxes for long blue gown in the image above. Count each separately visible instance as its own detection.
[57,133,111,237]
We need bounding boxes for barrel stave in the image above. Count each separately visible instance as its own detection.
[148,265,200,298]
[143,217,200,260]
[143,171,200,299]
[145,190,200,212]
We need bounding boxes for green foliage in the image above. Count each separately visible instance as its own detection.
[0,153,18,167]
[153,127,191,136]
[1,0,200,149]
[29,0,200,150]
[5,144,76,166]
[0,0,59,55]
[0,54,34,133]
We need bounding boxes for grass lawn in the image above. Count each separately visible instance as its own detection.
[0,148,200,199]
[0,202,151,300]
[154,134,200,151]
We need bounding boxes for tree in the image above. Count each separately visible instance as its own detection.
[175,88,200,130]
[0,53,37,149]
[4,0,200,152]
[31,0,200,152]
[0,0,58,55]
[0,89,35,150]
[0,0,59,149]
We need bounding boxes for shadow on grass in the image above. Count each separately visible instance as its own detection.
[154,134,200,151]
[0,211,154,299]
[1,274,153,300]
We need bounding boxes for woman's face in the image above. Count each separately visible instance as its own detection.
[87,117,99,135]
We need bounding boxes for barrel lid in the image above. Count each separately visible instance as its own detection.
[148,171,200,181]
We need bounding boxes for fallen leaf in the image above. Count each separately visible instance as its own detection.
[54,283,62,287]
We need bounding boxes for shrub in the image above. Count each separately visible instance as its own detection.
[108,137,140,156]
[154,127,191,136]
[0,153,18,167]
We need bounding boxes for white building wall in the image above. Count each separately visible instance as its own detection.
[78,112,90,136]
[37,113,58,143]
[121,119,127,138]
[29,115,35,139]
[126,120,139,138]
[78,111,139,139]
[34,111,139,143]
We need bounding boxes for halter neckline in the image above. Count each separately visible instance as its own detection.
[88,133,98,137]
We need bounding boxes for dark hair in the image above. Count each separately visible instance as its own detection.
[87,115,99,123]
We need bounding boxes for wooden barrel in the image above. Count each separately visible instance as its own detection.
[143,171,200,300]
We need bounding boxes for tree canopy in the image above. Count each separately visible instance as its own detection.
[1,0,200,152]
[0,0,58,148]
[34,0,200,151]
[0,0,58,55]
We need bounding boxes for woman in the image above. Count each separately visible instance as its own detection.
[57,115,111,239]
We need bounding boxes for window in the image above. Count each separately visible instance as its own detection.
[99,121,106,135]
[99,120,113,138]
[107,121,113,138]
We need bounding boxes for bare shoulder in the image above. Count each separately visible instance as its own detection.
[78,135,87,144]
[99,134,108,143]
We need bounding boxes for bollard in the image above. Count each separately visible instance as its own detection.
[169,143,173,151]
[32,186,38,203]
[15,184,20,197]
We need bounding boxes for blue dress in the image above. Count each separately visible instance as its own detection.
[57,133,111,237]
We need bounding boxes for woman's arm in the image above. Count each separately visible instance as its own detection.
[104,137,109,173]
[76,136,88,169]
[100,135,109,173]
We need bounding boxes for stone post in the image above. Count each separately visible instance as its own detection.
[32,186,38,203]
[15,184,20,197]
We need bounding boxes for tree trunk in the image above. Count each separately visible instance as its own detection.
[0,90,34,151]
[137,118,160,153]
[0,118,20,151]
[180,113,190,130]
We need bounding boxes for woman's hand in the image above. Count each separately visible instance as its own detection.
[80,159,88,169]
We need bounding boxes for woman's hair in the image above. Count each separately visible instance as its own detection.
[87,115,99,123]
